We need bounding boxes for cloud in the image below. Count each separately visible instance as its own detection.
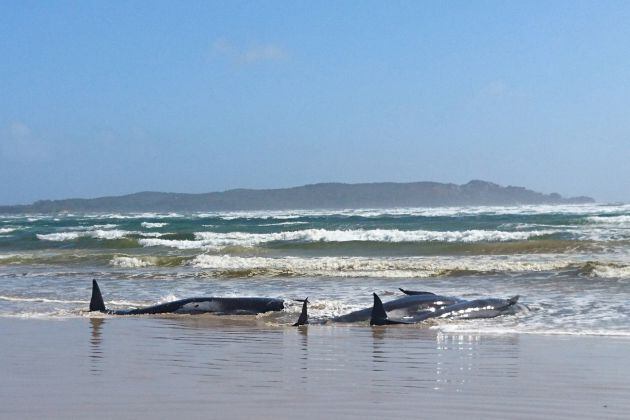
[239,44,287,63]
[212,38,288,64]
[1,122,51,163]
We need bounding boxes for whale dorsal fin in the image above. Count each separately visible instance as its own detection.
[89,279,106,312]
[371,293,412,325]
[399,288,435,296]
[370,293,389,325]
[293,298,308,326]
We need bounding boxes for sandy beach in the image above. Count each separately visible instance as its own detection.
[3,1,629,418]
[2,317,629,419]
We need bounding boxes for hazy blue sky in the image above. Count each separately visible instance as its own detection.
[1,1,629,204]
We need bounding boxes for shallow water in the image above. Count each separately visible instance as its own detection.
[1,204,629,334]
[2,318,629,419]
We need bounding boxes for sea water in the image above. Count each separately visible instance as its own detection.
[1,203,629,335]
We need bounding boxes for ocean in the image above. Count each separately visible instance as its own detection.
[1,203,629,335]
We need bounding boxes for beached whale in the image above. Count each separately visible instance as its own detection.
[88,280,285,315]
[369,292,522,325]
[332,292,463,323]
[294,289,524,326]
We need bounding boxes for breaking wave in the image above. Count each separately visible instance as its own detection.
[138,229,557,250]
[110,256,154,268]
[67,224,119,231]
[587,215,630,226]
[258,221,309,226]
[579,261,630,279]
[188,254,583,278]
[141,222,169,228]
[108,254,188,268]
[37,229,164,242]
[194,203,630,220]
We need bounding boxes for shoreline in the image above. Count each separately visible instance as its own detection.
[2,317,629,419]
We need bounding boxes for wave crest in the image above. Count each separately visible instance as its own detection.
[138,229,556,250]
[141,222,169,228]
[189,254,579,278]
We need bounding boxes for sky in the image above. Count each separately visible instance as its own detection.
[1,0,629,205]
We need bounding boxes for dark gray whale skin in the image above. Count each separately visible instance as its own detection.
[332,294,463,323]
[89,280,284,315]
[299,292,522,326]
[403,296,522,323]
[111,297,285,315]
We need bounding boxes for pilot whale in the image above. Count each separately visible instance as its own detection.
[370,292,522,324]
[293,289,524,326]
[89,280,285,315]
[332,292,463,323]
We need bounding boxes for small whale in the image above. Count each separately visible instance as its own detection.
[89,280,285,315]
[370,292,522,324]
[332,293,463,323]
[404,295,522,322]
[292,289,525,326]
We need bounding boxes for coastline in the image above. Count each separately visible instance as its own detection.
[2,317,629,419]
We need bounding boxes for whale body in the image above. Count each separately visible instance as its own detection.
[297,289,524,326]
[332,293,463,323]
[89,280,284,315]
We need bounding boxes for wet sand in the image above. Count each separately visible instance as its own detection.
[2,317,629,419]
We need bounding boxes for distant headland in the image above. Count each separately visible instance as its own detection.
[0,180,594,213]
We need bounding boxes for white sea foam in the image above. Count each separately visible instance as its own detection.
[570,227,630,242]
[587,215,630,226]
[258,221,309,226]
[137,229,556,250]
[37,232,83,241]
[141,222,169,228]
[197,228,555,245]
[37,229,165,242]
[99,212,183,219]
[187,203,630,221]
[139,238,209,249]
[67,224,119,231]
[0,227,17,234]
[0,295,88,304]
[588,263,630,279]
[138,232,164,238]
[157,294,179,304]
[188,254,578,278]
[37,229,130,241]
[109,256,154,268]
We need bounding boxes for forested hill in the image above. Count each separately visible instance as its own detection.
[0,180,594,213]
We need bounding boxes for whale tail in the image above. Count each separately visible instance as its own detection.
[370,293,409,326]
[89,279,107,312]
[293,298,309,326]
[398,288,435,296]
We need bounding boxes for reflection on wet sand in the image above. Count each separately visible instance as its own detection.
[125,316,520,394]
[297,326,308,382]
[89,318,104,374]
[54,317,630,418]
[367,326,519,392]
